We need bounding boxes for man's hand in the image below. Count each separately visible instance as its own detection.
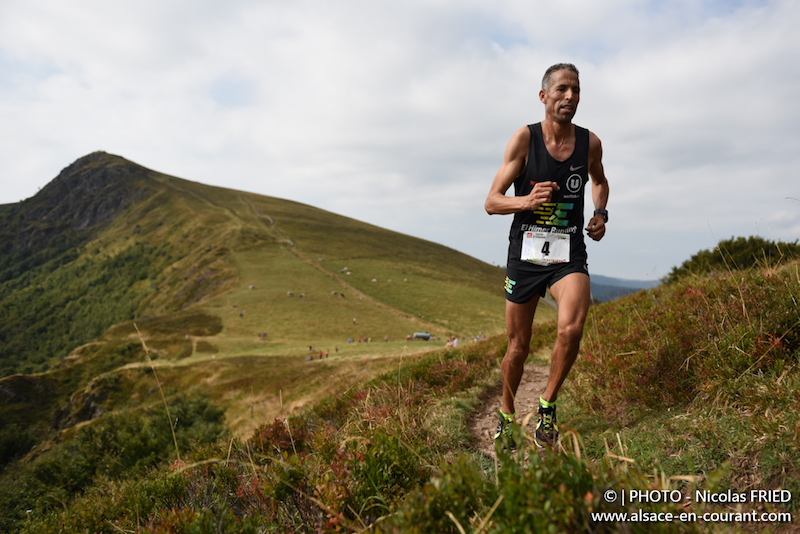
[523,181,560,210]
[585,214,606,241]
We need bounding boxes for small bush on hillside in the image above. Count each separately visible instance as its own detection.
[665,236,800,283]
[0,423,37,470]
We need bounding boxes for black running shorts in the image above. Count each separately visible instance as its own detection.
[504,262,589,304]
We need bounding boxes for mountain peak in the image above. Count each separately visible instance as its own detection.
[27,152,151,231]
[5,152,153,252]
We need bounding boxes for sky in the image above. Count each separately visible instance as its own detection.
[1,0,798,281]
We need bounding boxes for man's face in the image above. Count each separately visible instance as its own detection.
[540,69,580,124]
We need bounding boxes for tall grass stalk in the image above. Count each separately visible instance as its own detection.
[709,225,751,326]
[134,322,180,462]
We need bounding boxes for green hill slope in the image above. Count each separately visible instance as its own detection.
[1,151,521,377]
[0,151,556,453]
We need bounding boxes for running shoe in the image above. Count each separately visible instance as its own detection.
[535,402,559,448]
[493,411,516,450]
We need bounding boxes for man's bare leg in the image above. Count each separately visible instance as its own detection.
[501,296,539,415]
[542,273,591,403]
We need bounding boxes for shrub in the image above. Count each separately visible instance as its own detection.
[664,236,800,283]
[0,423,37,470]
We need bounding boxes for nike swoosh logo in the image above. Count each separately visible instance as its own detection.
[569,165,584,171]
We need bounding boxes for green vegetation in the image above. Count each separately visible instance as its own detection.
[664,235,800,283]
[0,394,227,531]
[3,150,797,532]
[0,242,173,376]
[1,258,794,532]
[1,152,512,377]
[571,257,800,506]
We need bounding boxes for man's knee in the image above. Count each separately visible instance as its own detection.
[557,320,585,344]
[505,334,530,361]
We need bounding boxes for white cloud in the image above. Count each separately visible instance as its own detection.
[1,0,797,280]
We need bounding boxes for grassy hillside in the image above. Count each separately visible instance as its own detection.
[0,152,559,499]
[2,247,796,531]
[1,152,527,377]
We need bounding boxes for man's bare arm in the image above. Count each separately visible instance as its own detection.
[585,131,609,241]
[485,126,559,215]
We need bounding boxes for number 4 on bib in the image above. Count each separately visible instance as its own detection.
[541,240,551,256]
[521,231,570,266]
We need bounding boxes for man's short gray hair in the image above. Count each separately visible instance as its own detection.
[542,63,579,91]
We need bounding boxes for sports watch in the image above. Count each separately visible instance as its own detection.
[593,209,608,222]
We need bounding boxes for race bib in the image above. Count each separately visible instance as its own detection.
[521,231,570,265]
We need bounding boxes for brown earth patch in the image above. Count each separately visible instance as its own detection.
[469,363,550,457]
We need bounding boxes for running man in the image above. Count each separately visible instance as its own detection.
[484,63,609,448]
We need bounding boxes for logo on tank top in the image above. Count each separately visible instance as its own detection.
[534,203,574,227]
[566,174,582,194]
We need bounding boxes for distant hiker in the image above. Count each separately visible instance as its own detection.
[485,63,610,449]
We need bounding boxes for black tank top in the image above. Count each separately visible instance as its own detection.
[507,122,590,272]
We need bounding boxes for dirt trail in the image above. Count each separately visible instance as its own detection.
[469,363,550,457]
